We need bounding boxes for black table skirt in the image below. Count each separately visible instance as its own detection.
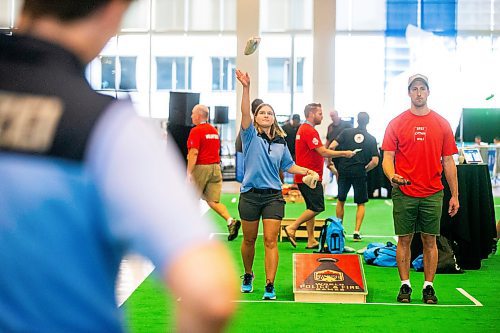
[440,164,496,269]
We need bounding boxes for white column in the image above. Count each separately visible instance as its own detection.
[236,0,260,132]
[313,0,336,140]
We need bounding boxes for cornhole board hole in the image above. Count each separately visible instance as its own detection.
[293,253,367,303]
[280,218,324,242]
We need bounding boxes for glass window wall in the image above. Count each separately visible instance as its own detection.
[2,0,499,143]
[336,0,500,142]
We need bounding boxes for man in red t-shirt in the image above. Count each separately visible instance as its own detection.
[283,103,354,249]
[382,74,459,305]
[187,104,240,241]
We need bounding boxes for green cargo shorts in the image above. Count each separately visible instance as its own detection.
[392,187,443,236]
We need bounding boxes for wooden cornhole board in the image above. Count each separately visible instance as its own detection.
[293,253,367,303]
[280,218,324,242]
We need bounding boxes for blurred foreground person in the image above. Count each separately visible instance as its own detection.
[0,1,237,332]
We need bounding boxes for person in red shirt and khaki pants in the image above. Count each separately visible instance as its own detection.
[187,104,241,241]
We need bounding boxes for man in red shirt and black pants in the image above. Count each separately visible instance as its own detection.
[382,74,459,304]
[187,104,240,241]
[284,103,354,249]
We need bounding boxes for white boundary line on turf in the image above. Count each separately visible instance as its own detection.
[384,200,393,207]
[233,300,478,307]
[456,288,483,306]
[116,255,154,307]
[234,288,482,307]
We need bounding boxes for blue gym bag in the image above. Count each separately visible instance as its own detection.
[316,217,345,254]
[363,242,398,267]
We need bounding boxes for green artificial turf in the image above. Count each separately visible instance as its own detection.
[124,195,500,333]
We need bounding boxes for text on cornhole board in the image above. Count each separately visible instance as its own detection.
[293,253,367,303]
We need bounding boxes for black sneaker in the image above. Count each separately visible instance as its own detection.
[353,233,362,242]
[422,285,438,304]
[227,219,241,241]
[397,284,412,303]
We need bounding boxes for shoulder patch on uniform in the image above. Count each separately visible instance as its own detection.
[0,91,63,153]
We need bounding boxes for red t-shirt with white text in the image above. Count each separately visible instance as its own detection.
[294,123,324,183]
[382,110,458,197]
[187,123,220,164]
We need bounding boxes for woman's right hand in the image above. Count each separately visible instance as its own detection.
[236,69,250,87]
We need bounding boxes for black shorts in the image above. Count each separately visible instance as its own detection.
[337,175,368,204]
[297,183,325,213]
[238,189,285,221]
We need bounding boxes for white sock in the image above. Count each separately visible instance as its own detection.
[423,281,433,289]
[227,218,233,226]
[401,280,411,287]
[354,231,360,235]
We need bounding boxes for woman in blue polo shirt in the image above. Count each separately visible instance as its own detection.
[235,69,316,300]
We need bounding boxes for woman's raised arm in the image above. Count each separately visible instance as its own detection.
[235,69,252,130]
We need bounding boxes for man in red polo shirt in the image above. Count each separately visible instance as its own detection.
[382,74,459,304]
[283,103,354,249]
[187,104,240,241]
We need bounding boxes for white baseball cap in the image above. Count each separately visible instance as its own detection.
[408,74,429,88]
